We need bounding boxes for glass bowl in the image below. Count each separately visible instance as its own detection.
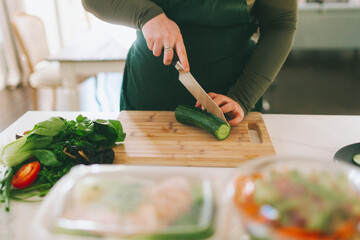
[223,156,360,240]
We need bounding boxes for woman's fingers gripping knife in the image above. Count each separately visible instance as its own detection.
[141,13,189,70]
[163,30,189,71]
[163,44,174,65]
[175,38,189,72]
[153,40,164,57]
[142,13,174,57]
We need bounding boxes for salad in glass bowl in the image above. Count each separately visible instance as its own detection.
[225,157,360,240]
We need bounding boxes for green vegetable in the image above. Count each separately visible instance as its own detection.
[0,115,125,167]
[0,117,66,167]
[0,167,12,212]
[4,174,11,211]
[33,150,62,167]
[0,115,126,211]
[175,105,231,140]
[0,166,12,184]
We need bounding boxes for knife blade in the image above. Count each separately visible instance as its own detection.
[172,54,227,122]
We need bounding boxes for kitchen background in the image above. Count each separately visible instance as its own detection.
[0,0,359,132]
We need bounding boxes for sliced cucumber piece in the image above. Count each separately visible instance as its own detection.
[353,154,360,166]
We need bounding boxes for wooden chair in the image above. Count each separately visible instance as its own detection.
[11,12,89,110]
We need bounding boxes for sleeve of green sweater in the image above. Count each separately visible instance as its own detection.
[227,0,298,115]
[82,0,297,115]
[81,0,164,29]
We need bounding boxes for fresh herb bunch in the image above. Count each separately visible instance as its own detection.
[0,115,126,211]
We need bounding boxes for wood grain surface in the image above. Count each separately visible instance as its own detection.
[113,111,276,167]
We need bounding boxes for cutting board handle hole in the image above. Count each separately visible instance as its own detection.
[248,123,262,144]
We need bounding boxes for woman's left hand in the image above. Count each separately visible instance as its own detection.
[195,92,245,126]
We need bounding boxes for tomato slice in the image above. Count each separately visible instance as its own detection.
[11,161,40,189]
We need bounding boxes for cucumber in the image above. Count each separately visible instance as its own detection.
[175,105,231,140]
[353,154,360,166]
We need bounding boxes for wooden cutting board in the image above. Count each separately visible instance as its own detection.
[113,111,275,167]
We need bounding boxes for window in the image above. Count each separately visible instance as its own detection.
[21,0,136,54]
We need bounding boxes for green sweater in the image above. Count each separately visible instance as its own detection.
[82,0,297,114]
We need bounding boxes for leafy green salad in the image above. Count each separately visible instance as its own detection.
[0,115,126,211]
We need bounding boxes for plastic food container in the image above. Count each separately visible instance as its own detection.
[222,157,360,240]
[32,165,216,240]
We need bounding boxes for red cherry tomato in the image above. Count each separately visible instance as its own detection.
[11,161,40,189]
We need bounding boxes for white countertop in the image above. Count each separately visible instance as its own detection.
[1,111,360,240]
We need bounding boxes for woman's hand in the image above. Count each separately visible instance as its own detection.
[195,92,245,126]
[142,13,189,72]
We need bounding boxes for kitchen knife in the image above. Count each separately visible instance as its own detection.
[172,53,227,122]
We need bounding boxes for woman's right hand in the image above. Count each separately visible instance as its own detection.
[142,13,189,72]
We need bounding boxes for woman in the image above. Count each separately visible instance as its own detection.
[82,0,297,126]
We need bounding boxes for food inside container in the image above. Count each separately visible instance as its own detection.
[227,157,360,240]
[32,165,215,240]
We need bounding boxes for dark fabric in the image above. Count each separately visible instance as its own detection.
[253,97,263,112]
[82,0,297,115]
[120,0,257,111]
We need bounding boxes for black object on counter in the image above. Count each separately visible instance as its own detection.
[334,143,360,167]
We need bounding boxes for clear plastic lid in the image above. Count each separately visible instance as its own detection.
[33,165,215,240]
